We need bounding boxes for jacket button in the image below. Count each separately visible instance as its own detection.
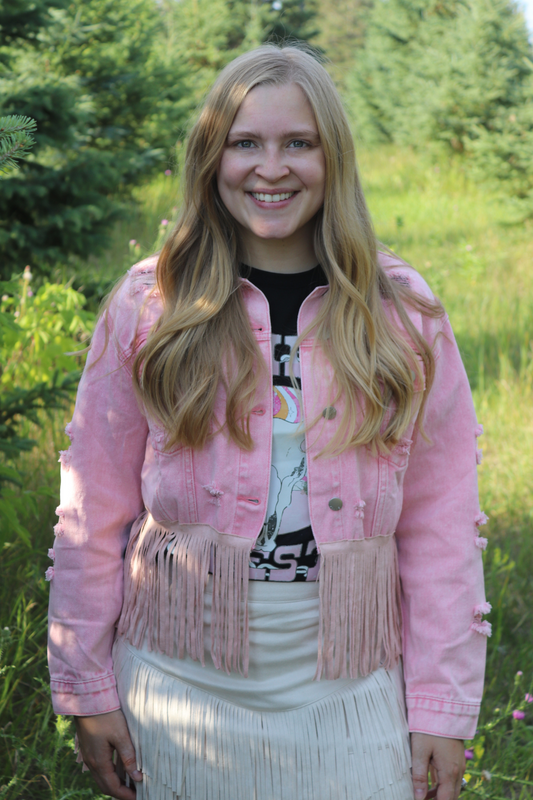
[322,406,337,420]
[328,498,343,511]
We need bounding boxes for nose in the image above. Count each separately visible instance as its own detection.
[254,145,290,183]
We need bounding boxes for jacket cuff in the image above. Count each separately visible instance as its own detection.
[406,695,480,739]
[51,673,121,716]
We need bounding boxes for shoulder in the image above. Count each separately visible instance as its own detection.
[106,255,163,356]
[377,250,435,303]
[377,250,448,347]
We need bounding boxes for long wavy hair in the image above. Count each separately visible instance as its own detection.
[133,43,443,455]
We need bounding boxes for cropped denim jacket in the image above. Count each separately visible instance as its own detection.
[47,252,489,739]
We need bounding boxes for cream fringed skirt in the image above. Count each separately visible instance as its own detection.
[113,579,414,800]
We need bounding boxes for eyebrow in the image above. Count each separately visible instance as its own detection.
[227,129,320,140]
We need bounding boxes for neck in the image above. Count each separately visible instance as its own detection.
[239,220,318,274]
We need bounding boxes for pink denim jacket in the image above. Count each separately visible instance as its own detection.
[47,252,489,739]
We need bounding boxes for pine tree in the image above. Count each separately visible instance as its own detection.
[170,0,319,107]
[347,0,532,150]
[0,0,190,278]
[0,115,36,173]
[313,0,367,89]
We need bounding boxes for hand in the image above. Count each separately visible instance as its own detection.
[74,709,142,800]
[411,732,465,800]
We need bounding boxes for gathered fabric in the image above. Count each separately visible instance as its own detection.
[113,578,414,800]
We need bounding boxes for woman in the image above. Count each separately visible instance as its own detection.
[47,44,489,800]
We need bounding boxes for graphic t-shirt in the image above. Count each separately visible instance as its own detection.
[243,265,327,582]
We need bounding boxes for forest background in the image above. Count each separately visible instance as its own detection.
[1,0,533,796]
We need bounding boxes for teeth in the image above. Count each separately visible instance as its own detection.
[251,191,295,202]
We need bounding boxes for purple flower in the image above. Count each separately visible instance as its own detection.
[27,289,33,297]
[517,670,523,676]
[129,239,137,246]
[164,169,172,176]
[525,694,533,703]
[464,749,474,760]
[160,219,169,227]
[512,710,525,720]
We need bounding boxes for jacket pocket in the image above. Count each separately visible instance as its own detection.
[373,438,412,535]
[154,445,197,524]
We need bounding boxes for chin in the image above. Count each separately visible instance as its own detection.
[252,225,296,241]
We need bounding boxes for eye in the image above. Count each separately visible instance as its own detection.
[235,140,255,149]
[289,140,309,148]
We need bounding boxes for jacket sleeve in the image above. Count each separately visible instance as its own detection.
[395,312,488,740]
[47,268,155,716]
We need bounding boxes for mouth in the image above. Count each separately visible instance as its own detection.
[249,191,297,205]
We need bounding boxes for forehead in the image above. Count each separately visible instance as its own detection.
[229,82,318,135]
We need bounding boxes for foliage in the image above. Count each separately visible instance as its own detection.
[348,0,531,145]
[347,0,533,214]
[0,270,93,388]
[313,0,368,88]
[0,271,94,548]
[0,0,190,277]
[0,115,36,174]
[168,0,319,107]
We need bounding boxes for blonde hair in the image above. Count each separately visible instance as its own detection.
[133,43,442,455]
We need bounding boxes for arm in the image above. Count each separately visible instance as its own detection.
[47,272,153,716]
[396,313,488,741]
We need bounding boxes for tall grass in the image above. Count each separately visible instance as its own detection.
[1,148,532,798]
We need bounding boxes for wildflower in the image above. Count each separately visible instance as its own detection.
[23,265,32,280]
[481,771,492,781]
[129,239,137,246]
[1,294,8,301]
[27,289,33,297]
[525,693,533,703]
[512,710,525,720]
[160,219,169,227]
[272,0,282,8]
[517,670,523,676]
[164,169,172,176]
[465,244,473,251]
[464,749,474,760]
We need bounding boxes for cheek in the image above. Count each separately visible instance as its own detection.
[217,153,245,193]
[307,155,326,203]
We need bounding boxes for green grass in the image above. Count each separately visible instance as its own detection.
[1,146,533,798]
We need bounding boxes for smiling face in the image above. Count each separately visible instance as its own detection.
[216,82,326,272]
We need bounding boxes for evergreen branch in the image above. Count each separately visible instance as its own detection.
[0,116,37,175]
[0,372,81,478]
[0,116,38,136]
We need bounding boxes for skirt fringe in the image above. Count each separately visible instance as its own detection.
[113,637,413,800]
